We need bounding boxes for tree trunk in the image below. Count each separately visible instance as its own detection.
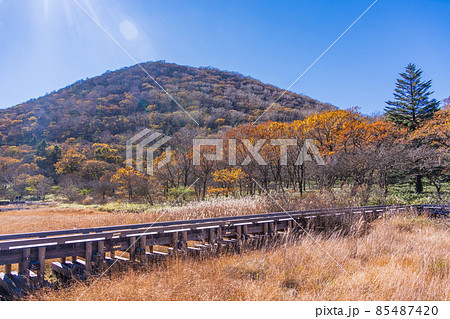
[415,175,423,194]
[202,179,207,200]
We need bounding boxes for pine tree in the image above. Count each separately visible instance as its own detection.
[35,139,48,156]
[385,63,440,131]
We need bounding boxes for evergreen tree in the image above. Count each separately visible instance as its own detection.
[35,139,48,156]
[385,63,440,131]
[28,135,38,146]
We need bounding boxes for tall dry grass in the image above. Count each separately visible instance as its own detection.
[0,188,395,235]
[0,197,268,234]
[30,214,450,301]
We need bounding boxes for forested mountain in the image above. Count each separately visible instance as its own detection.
[0,61,448,204]
[0,61,334,146]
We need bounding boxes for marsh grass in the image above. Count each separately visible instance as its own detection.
[0,197,268,234]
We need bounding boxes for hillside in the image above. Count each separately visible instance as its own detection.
[0,61,334,146]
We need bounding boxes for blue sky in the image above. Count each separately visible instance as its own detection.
[0,0,449,114]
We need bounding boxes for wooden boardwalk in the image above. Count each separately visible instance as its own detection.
[0,204,448,299]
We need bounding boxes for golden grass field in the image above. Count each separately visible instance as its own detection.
[0,197,268,234]
[1,198,449,301]
[0,190,372,235]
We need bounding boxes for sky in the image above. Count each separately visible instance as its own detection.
[0,0,449,114]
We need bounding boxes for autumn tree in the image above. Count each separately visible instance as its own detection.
[25,175,53,200]
[92,143,122,164]
[55,149,87,174]
[224,124,271,193]
[111,167,142,200]
[34,144,62,176]
[58,175,82,202]
[94,174,117,201]
[411,106,450,198]
[81,160,112,181]
[442,96,450,108]
[111,166,156,202]
[413,106,450,149]
[211,167,245,197]
[193,143,218,200]
[0,156,21,186]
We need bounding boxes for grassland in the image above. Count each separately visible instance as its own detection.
[1,182,448,236]
[0,197,268,234]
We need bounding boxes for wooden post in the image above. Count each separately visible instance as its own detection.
[181,231,188,254]
[236,226,242,251]
[208,228,216,252]
[172,232,179,256]
[285,220,293,242]
[38,247,46,285]
[269,221,276,236]
[139,236,147,262]
[98,241,105,258]
[216,227,223,254]
[109,238,115,259]
[243,225,248,246]
[60,257,66,264]
[129,236,136,261]
[85,242,92,276]
[97,241,106,271]
[217,226,222,239]
[263,222,269,241]
[71,256,77,263]
[139,236,147,253]
[22,248,31,276]
[208,228,215,243]
[4,264,11,275]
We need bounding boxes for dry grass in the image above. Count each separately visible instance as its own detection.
[0,197,268,234]
[30,214,450,301]
[0,188,396,235]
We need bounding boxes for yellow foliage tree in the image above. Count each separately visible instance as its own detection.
[111,166,156,201]
[212,167,245,197]
[55,149,87,174]
[412,106,450,148]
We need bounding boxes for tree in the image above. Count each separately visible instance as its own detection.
[385,63,440,131]
[413,106,450,149]
[111,166,154,201]
[58,175,82,202]
[81,160,112,181]
[55,149,87,174]
[92,143,122,164]
[0,156,21,185]
[411,106,450,198]
[385,64,440,193]
[35,144,62,176]
[211,167,245,197]
[26,175,53,200]
[442,96,450,108]
[94,174,117,201]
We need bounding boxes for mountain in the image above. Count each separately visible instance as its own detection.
[0,61,334,146]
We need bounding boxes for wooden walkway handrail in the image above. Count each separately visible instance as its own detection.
[0,204,397,242]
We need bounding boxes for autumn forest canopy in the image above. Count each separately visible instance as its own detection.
[0,62,449,205]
